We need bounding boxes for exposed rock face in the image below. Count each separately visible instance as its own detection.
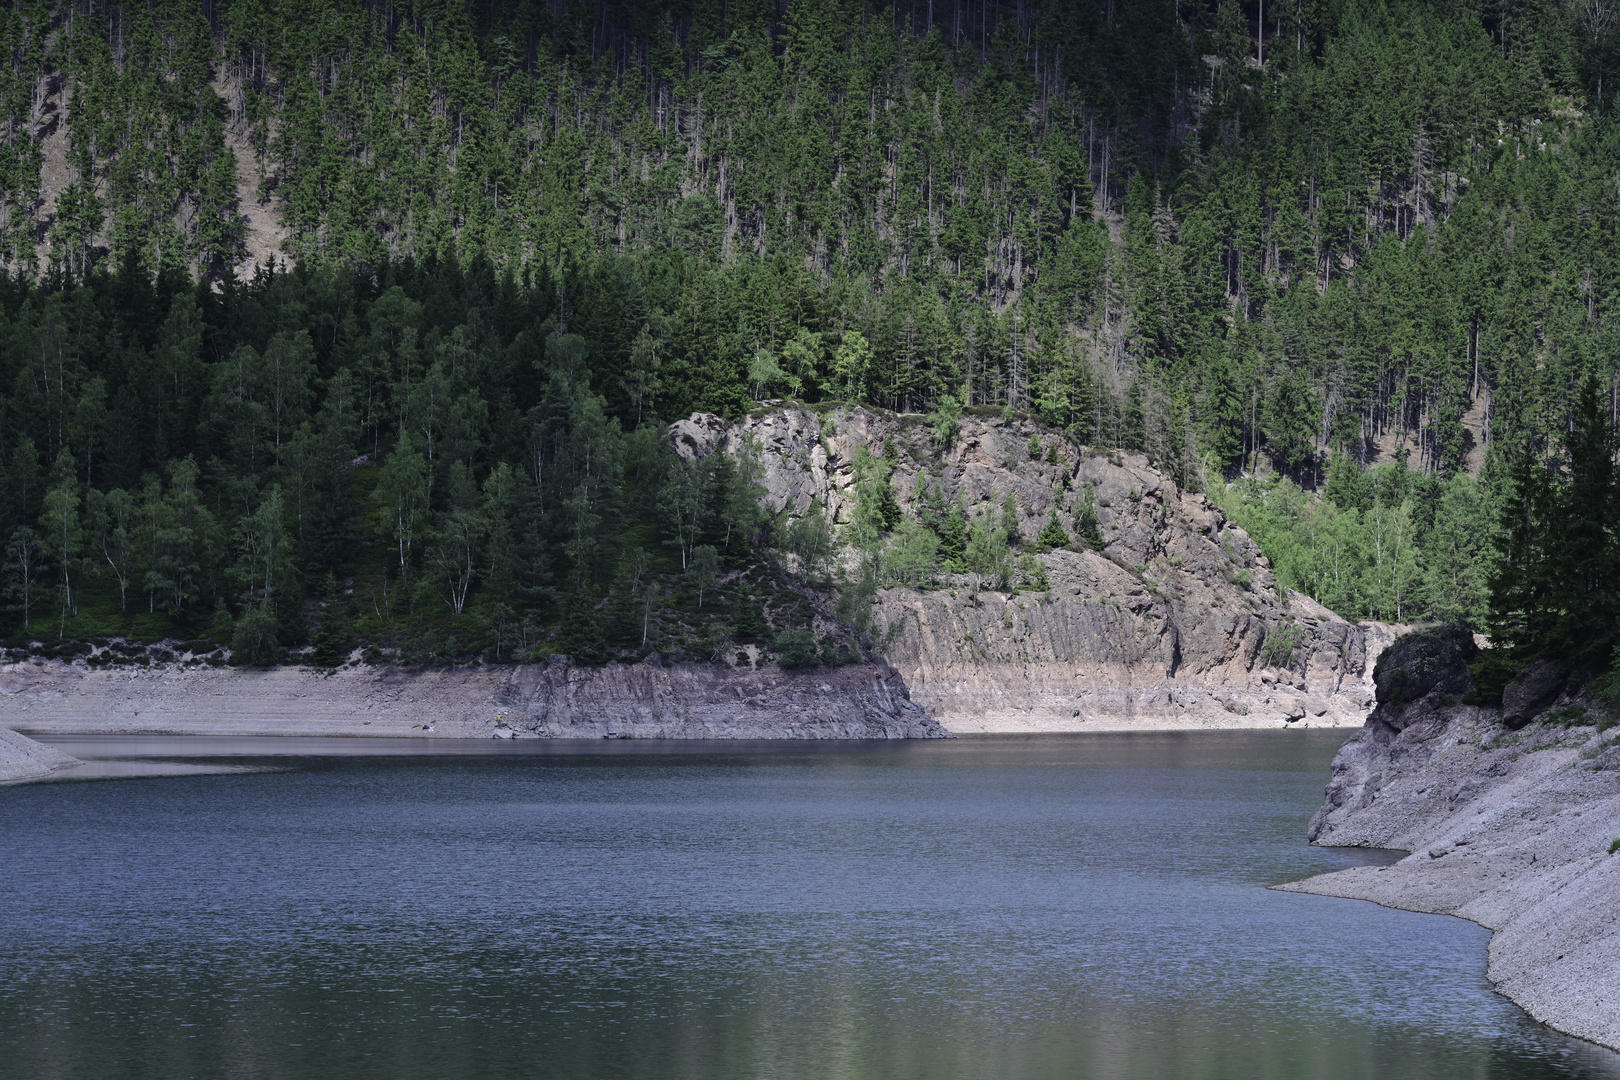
[1370,625,1478,710]
[1284,630,1620,1050]
[497,655,943,738]
[1503,659,1568,730]
[678,404,1388,731]
[0,727,81,782]
[0,657,945,740]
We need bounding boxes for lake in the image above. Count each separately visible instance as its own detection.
[2,732,1616,1080]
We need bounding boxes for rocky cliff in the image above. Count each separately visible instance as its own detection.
[1279,629,1620,1050]
[678,404,1389,731]
[1,653,945,740]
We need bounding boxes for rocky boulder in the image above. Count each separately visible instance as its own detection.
[1371,626,1477,720]
[1501,659,1567,730]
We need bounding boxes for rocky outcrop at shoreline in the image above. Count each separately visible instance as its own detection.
[682,404,1390,731]
[1,654,947,740]
[1279,629,1620,1050]
[498,654,941,738]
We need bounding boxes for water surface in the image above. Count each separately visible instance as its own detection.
[2,732,1615,1080]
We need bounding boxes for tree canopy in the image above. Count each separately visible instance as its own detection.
[0,0,1617,666]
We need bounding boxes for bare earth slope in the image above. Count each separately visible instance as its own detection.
[1278,629,1620,1050]
[679,404,1391,731]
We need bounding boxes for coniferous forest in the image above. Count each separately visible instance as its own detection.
[1,0,1618,675]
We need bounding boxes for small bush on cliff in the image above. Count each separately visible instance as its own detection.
[1036,512,1069,551]
[774,627,820,667]
[1072,486,1104,551]
[820,637,856,666]
[928,394,962,448]
[1465,650,1523,707]
[1259,622,1304,668]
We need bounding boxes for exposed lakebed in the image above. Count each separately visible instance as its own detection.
[2,733,1615,1079]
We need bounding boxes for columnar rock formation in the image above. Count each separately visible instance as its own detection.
[678,404,1388,731]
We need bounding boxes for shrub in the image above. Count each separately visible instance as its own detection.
[1036,511,1069,550]
[1545,705,1593,728]
[1260,622,1304,668]
[1466,651,1524,707]
[231,606,281,666]
[774,627,820,668]
[1072,485,1104,550]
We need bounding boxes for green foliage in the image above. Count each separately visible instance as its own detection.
[1072,486,1105,551]
[966,506,1013,591]
[1036,511,1070,551]
[782,499,834,583]
[774,627,820,669]
[310,573,355,667]
[1489,374,1618,669]
[939,503,968,568]
[0,0,1618,669]
[555,588,606,665]
[1465,650,1524,708]
[1545,705,1593,728]
[886,519,942,590]
[1212,463,1490,625]
[690,545,719,610]
[1259,622,1305,668]
[231,605,281,666]
[1017,555,1049,593]
[929,394,963,447]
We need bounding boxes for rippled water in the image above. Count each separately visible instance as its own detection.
[2,732,1616,1080]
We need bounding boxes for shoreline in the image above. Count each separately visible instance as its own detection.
[1,656,1369,740]
[0,655,947,741]
[1276,705,1620,1051]
[9,712,1366,739]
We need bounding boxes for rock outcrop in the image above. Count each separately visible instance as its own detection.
[1281,629,1620,1050]
[498,654,941,738]
[679,404,1388,731]
[0,727,81,782]
[0,655,946,740]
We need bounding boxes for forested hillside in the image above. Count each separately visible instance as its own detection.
[0,0,1615,663]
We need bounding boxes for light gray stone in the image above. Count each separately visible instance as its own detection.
[1282,629,1620,1051]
